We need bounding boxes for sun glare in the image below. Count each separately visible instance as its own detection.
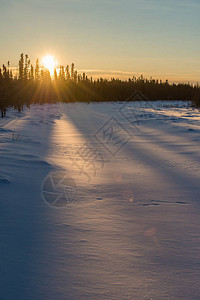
[42,55,56,75]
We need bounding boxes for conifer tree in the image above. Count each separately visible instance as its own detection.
[24,54,30,80]
[19,53,24,80]
[35,59,40,80]
[54,68,57,80]
[66,65,70,81]
[30,65,34,80]
[71,63,74,81]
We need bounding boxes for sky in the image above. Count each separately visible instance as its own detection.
[0,0,200,82]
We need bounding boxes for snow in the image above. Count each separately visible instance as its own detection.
[0,100,200,299]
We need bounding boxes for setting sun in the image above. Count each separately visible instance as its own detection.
[42,55,55,75]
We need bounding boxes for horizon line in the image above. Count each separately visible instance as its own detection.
[4,66,200,84]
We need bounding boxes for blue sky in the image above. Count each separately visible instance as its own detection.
[0,0,200,82]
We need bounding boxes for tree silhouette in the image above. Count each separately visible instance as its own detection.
[35,58,40,80]
[19,53,24,80]
[0,52,200,118]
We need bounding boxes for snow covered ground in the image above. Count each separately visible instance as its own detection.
[0,100,200,299]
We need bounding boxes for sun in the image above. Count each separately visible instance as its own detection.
[42,55,56,75]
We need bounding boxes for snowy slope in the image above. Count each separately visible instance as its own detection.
[0,101,200,299]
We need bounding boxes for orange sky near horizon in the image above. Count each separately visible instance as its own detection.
[1,0,200,84]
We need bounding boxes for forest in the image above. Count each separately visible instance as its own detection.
[0,53,200,117]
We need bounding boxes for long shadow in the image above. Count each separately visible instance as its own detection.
[0,104,64,300]
[60,102,200,298]
[135,118,200,162]
[64,102,200,204]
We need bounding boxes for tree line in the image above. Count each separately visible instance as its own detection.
[0,53,200,117]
